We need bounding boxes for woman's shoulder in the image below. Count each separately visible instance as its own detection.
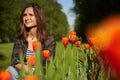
[13,34,25,43]
[13,34,20,41]
[47,33,55,41]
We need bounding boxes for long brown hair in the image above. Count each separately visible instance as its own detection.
[17,3,49,42]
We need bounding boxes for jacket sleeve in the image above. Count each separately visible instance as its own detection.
[11,36,24,67]
[44,34,56,58]
[42,34,56,68]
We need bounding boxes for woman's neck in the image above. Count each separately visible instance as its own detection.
[26,27,38,50]
[28,27,37,40]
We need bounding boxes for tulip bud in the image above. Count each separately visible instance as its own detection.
[27,55,36,66]
[32,41,42,52]
[70,31,76,35]
[75,41,81,47]
[24,76,38,80]
[88,37,95,46]
[0,70,12,80]
[62,37,69,47]
[84,44,90,49]
[69,34,77,43]
[42,50,50,59]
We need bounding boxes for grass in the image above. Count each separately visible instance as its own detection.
[0,43,13,70]
[0,41,78,70]
[0,41,85,70]
[0,42,105,80]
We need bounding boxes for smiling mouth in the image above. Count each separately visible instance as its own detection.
[26,22,32,24]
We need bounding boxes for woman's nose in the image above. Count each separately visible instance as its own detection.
[25,15,30,20]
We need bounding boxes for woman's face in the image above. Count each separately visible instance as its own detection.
[23,7,37,28]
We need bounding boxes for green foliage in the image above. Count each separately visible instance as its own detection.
[41,0,70,40]
[19,54,26,77]
[19,40,104,80]
[0,0,17,42]
[0,0,69,42]
[0,41,106,80]
[0,43,13,70]
[34,46,43,79]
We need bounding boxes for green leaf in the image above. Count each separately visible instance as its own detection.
[19,53,26,77]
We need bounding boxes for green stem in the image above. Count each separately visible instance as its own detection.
[45,59,48,79]
[86,49,92,80]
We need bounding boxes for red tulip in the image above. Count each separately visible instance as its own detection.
[42,50,50,59]
[84,44,90,49]
[0,70,12,80]
[27,55,36,66]
[88,37,95,46]
[32,41,42,52]
[75,41,81,47]
[62,37,69,47]
[70,31,76,35]
[100,30,120,76]
[24,76,38,80]
[69,34,77,43]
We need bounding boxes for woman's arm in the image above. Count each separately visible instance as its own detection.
[11,35,27,68]
[15,64,29,74]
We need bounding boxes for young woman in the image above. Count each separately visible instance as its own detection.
[6,2,56,80]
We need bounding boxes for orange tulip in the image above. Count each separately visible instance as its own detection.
[75,41,81,47]
[27,55,36,66]
[62,37,69,47]
[0,70,12,80]
[24,76,38,80]
[88,37,95,46]
[70,31,76,35]
[42,50,50,59]
[32,41,42,52]
[84,44,90,49]
[69,34,77,43]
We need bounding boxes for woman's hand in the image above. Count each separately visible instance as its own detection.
[15,64,30,75]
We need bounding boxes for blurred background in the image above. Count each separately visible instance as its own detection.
[1,0,120,42]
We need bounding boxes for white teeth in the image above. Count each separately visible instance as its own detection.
[26,20,31,23]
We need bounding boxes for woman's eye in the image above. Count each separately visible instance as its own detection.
[29,13,34,16]
[23,14,27,16]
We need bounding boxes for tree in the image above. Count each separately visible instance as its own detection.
[0,0,16,42]
[72,0,120,41]
[0,0,69,42]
